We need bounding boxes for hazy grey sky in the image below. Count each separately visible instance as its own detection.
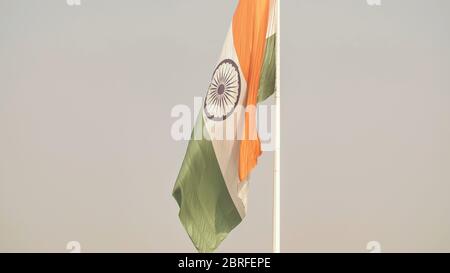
[1,0,449,252]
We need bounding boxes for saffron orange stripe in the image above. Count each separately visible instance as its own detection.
[232,0,271,182]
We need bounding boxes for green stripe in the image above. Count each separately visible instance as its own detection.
[257,34,276,102]
[172,113,242,252]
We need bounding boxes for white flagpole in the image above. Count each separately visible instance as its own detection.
[273,0,281,253]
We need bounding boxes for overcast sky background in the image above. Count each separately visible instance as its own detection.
[1,0,449,252]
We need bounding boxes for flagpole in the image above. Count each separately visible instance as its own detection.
[273,0,281,253]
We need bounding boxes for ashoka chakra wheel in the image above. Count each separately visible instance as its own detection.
[204,59,241,121]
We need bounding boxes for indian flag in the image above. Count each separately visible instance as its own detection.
[172,0,278,252]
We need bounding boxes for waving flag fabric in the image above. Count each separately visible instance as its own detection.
[172,0,278,252]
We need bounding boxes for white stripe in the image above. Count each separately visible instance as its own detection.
[203,24,248,218]
[266,0,277,38]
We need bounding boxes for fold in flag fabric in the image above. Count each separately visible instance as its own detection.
[172,0,278,252]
